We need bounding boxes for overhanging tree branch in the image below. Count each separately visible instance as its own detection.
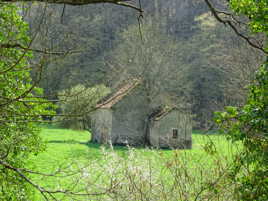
[0,43,83,55]
[2,0,143,12]
[0,159,111,201]
[0,56,45,108]
[204,0,268,55]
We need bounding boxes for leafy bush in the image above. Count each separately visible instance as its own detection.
[55,84,110,130]
[214,64,268,201]
[0,4,54,200]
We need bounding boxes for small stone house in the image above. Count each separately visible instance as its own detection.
[91,79,149,145]
[149,107,192,149]
[90,80,192,148]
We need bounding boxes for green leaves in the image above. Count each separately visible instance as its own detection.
[231,0,268,36]
[0,4,54,200]
[214,64,268,200]
[213,2,268,198]
[55,84,110,129]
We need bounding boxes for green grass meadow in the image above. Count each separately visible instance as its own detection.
[27,126,241,200]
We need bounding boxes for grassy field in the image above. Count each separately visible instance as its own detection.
[27,126,241,200]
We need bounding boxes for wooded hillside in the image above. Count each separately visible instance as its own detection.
[23,0,264,128]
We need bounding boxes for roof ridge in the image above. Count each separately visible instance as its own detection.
[96,79,140,109]
[149,106,176,121]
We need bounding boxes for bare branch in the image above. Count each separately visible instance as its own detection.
[0,43,82,55]
[0,159,110,200]
[204,0,268,54]
[2,0,143,12]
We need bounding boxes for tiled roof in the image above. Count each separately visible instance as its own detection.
[149,106,176,121]
[96,79,140,109]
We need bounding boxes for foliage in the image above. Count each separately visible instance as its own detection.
[213,1,268,200]
[23,2,211,129]
[214,64,268,200]
[172,13,262,129]
[230,0,268,34]
[24,1,262,129]
[108,23,185,108]
[55,84,110,129]
[0,4,54,200]
[26,3,138,96]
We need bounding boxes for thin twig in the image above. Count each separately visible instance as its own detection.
[204,0,268,54]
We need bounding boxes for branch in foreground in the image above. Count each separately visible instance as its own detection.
[2,0,143,12]
[0,159,112,201]
[204,0,268,55]
[0,43,82,55]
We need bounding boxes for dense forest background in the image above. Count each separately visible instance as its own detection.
[23,0,264,129]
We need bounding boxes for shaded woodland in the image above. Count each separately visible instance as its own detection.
[23,0,264,129]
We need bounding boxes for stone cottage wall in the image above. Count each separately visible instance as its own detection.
[91,109,113,144]
[149,110,192,149]
[111,87,149,146]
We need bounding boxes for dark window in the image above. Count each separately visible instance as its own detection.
[172,129,178,139]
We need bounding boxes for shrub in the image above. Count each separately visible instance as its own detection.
[66,147,238,201]
[55,84,110,130]
[214,64,268,201]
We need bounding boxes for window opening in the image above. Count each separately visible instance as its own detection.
[172,128,178,139]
